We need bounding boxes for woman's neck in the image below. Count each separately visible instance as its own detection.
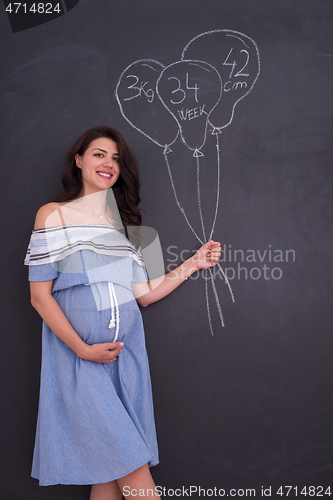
[77,190,108,216]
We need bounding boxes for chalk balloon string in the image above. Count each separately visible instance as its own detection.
[163,132,234,334]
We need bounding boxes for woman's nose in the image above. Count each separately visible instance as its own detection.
[104,157,116,167]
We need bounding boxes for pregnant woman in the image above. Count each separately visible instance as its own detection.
[25,126,221,499]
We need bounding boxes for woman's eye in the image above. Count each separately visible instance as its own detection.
[113,157,119,162]
[94,153,104,157]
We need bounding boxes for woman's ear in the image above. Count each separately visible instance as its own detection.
[75,154,81,168]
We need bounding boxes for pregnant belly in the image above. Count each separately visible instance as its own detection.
[53,283,143,345]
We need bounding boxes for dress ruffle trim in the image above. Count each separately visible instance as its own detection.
[24,225,145,267]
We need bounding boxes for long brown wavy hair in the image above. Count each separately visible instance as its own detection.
[53,126,142,232]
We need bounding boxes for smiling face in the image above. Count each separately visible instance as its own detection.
[75,137,121,196]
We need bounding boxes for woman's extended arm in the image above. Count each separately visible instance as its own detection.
[132,240,221,307]
[30,280,123,363]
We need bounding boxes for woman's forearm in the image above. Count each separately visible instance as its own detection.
[134,239,222,307]
[135,256,198,307]
[31,293,90,358]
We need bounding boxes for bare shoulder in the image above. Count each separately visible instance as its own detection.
[34,202,65,230]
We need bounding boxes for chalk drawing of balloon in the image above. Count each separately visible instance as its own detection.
[115,59,179,148]
[182,30,260,130]
[115,31,260,333]
[156,60,222,152]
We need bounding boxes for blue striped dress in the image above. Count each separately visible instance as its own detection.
[25,224,159,486]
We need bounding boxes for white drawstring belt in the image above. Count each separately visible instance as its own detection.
[108,282,119,342]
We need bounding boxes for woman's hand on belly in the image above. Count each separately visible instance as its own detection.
[80,341,124,364]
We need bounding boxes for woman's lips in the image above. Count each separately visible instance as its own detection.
[96,171,112,179]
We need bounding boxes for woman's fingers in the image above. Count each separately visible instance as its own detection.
[106,341,123,352]
[85,341,124,363]
[204,240,221,266]
[106,342,123,363]
[191,240,222,271]
[207,241,222,263]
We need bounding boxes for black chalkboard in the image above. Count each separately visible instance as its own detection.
[1,0,333,498]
